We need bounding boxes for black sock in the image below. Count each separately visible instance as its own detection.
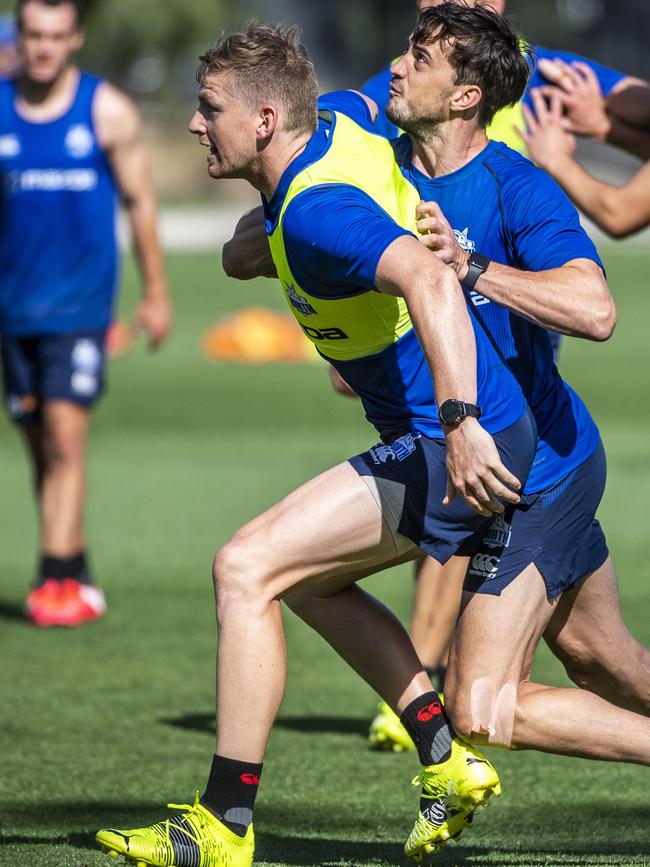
[400,691,453,765]
[38,551,89,584]
[201,754,263,837]
[425,665,447,694]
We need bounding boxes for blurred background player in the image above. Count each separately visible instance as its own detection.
[0,0,172,627]
[522,70,650,238]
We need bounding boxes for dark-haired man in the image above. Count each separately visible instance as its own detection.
[96,20,541,867]
[361,0,650,740]
[0,0,171,626]
[363,0,650,156]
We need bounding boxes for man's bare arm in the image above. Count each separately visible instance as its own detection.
[222,206,278,280]
[538,60,650,159]
[415,202,615,339]
[521,90,650,239]
[376,235,521,516]
[95,83,171,347]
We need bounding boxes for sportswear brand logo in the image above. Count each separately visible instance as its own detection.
[240,773,260,786]
[469,552,499,579]
[286,283,317,316]
[422,800,450,826]
[417,701,442,722]
[369,433,419,465]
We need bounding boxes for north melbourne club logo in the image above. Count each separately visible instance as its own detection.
[65,124,94,159]
[0,134,20,157]
[369,432,419,465]
[286,283,317,317]
[453,227,475,254]
[483,514,512,550]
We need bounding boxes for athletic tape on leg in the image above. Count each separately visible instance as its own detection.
[469,676,517,748]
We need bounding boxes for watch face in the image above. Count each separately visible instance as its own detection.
[440,399,462,425]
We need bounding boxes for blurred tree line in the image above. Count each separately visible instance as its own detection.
[1,0,646,99]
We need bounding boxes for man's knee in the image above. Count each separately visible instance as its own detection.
[445,676,518,749]
[43,409,88,466]
[212,532,273,617]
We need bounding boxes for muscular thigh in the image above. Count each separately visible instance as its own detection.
[227,460,419,599]
[446,563,558,744]
[544,555,623,658]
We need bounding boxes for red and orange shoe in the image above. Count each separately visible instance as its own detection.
[57,578,106,627]
[25,579,63,627]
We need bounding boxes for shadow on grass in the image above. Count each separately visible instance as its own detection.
[0,598,27,622]
[161,712,369,738]
[2,803,650,865]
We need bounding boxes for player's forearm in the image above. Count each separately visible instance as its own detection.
[543,156,641,239]
[406,268,478,407]
[222,206,278,280]
[125,195,168,298]
[605,114,650,160]
[474,260,615,341]
[607,83,650,133]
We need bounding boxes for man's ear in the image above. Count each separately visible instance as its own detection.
[257,104,279,141]
[451,83,482,114]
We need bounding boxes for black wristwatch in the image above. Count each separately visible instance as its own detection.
[463,252,491,291]
[439,399,483,426]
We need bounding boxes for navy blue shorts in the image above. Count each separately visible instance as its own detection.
[348,409,537,566]
[0,329,107,425]
[464,439,609,599]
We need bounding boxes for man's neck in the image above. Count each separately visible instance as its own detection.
[16,64,79,120]
[251,131,313,202]
[410,119,489,179]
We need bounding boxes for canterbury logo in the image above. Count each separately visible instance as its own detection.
[417,701,442,722]
[240,773,260,786]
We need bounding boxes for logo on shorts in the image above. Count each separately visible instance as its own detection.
[6,393,38,419]
[71,371,98,396]
[483,514,512,550]
[286,283,317,317]
[369,433,419,465]
[65,124,94,159]
[469,552,500,580]
[72,339,101,372]
[0,134,20,157]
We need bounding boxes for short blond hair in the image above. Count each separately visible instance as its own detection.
[197,23,318,135]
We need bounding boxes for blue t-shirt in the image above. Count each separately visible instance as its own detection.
[262,98,527,441]
[327,90,602,493]
[362,44,627,140]
[0,71,118,335]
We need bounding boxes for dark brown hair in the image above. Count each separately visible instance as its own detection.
[412,2,532,126]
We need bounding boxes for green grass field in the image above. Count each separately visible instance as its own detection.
[1,246,649,867]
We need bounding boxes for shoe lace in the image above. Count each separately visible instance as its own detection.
[411,770,458,802]
[151,792,208,842]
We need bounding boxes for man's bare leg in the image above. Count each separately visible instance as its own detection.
[212,461,424,763]
[444,564,650,765]
[410,555,467,673]
[40,400,89,556]
[544,556,650,715]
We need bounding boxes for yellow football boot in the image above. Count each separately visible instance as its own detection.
[404,739,501,861]
[96,793,254,867]
[368,701,415,752]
